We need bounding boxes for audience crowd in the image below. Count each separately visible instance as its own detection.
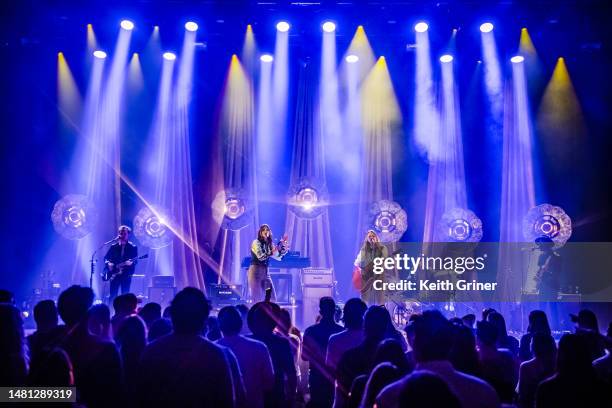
[1,285,611,407]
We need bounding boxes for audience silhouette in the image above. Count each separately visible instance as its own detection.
[136,287,234,407]
[4,284,612,408]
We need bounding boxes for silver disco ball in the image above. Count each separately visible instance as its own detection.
[51,194,97,240]
[523,204,572,248]
[368,200,408,243]
[437,208,483,242]
[288,177,329,219]
[133,207,173,249]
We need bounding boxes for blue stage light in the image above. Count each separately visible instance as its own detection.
[163,52,176,61]
[260,54,274,63]
[120,20,134,31]
[480,22,494,33]
[414,22,428,33]
[185,22,198,32]
[322,21,336,32]
[93,50,107,59]
[440,54,454,63]
[511,55,525,63]
[276,21,290,32]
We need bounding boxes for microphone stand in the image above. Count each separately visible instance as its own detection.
[89,239,117,289]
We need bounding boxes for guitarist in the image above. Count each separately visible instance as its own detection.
[535,236,561,301]
[104,225,138,301]
[354,230,388,304]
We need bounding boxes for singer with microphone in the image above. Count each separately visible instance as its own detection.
[248,224,289,302]
[104,225,138,302]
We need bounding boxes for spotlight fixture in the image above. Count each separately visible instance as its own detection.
[480,22,494,33]
[120,20,134,31]
[345,54,359,63]
[523,204,572,248]
[440,54,454,63]
[276,21,290,32]
[511,55,525,63]
[212,189,253,231]
[163,52,176,61]
[288,178,329,219]
[368,200,408,243]
[414,22,429,33]
[260,54,274,63]
[51,194,98,240]
[133,207,173,249]
[185,21,198,32]
[437,208,483,243]
[322,21,336,32]
[93,50,107,59]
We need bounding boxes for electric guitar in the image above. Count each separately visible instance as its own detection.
[102,254,148,282]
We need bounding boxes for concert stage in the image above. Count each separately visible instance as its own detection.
[2,1,612,334]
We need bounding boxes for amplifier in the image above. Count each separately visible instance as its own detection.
[151,275,175,288]
[302,268,334,286]
[148,287,176,308]
[131,274,146,297]
[209,284,242,305]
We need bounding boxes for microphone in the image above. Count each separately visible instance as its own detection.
[103,236,120,245]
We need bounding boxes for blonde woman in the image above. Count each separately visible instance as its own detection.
[354,230,388,304]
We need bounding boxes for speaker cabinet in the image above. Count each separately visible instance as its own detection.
[302,268,334,286]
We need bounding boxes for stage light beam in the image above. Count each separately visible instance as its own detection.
[440,54,454,63]
[344,25,375,81]
[57,51,82,128]
[241,24,257,72]
[87,24,98,52]
[128,53,144,93]
[346,54,359,63]
[519,28,537,57]
[496,48,538,302]
[260,54,273,62]
[480,22,503,125]
[414,18,438,160]
[511,55,525,63]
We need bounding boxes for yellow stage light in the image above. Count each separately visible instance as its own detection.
[537,57,586,144]
[344,25,376,80]
[519,27,537,57]
[57,52,82,128]
[361,56,402,139]
[87,24,97,52]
